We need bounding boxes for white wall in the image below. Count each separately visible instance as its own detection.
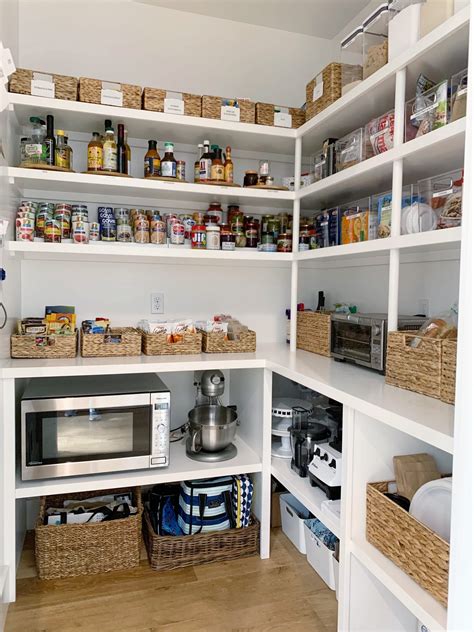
[17,0,339,108]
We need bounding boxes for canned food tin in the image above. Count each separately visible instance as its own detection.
[176,160,186,181]
[44,219,61,243]
[261,243,277,252]
[71,204,87,213]
[191,224,206,249]
[100,223,116,242]
[89,222,100,241]
[151,220,166,245]
[72,221,89,244]
[116,224,133,243]
[165,213,178,238]
[171,220,185,245]
[34,211,51,239]
[181,215,196,241]
[114,207,129,218]
[55,216,71,240]
[15,217,34,241]
[277,233,292,252]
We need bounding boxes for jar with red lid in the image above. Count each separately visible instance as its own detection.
[207,201,223,224]
[191,224,206,249]
[245,219,259,248]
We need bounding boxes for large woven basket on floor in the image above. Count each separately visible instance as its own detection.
[255,102,305,128]
[296,311,332,357]
[143,509,260,571]
[366,481,449,606]
[142,87,201,116]
[385,331,457,402]
[35,488,143,580]
[9,68,78,100]
[305,62,342,121]
[79,77,142,109]
[11,331,77,359]
[200,330,256,354]
[142,331,202,355]
[201,95,255,124]
[81,327,141,357]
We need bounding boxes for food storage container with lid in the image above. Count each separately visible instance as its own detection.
[335,127,372,172]
[340,197,376,244]
[340,27,364,95]
[417,169,463,231]
[405,80,448,141]
[365,109,395,155]
[313,149,327,182]
[363,3,389,79]
[451,68,468,122]
[388,0,423,61]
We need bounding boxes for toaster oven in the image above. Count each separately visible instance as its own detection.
[330,313,427,373]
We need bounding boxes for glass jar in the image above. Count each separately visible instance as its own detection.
[245,220,259,248]
[220,225,235,251]
[277,233,292,252]
[228,205,242,226]
[243,171,259,187]
[206,224,220,250]
[207,202,224,224]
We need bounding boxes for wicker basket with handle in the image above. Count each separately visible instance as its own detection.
[200,330,256,354]
[201,96,255,124]
[79,77,142,109]
[9,68,78,100]
[35,487,143,580]
[440,339,457,404]
[81,327,141,357]
[305,62,342,121]
[143,509,259,571]
[142,331,202,356]
[296,311,332,357]
[366,481,449,606]
[256,102,305,129]
[142,87,201,117]
[11,331,77,359]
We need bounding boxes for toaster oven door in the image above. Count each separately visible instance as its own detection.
[331,321,374,367]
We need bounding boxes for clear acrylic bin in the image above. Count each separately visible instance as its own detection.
[335,127,373,172]
[315,207,341,248]
[365,109,395,155]
[313,149,326,182]
[405,80,448,141]
[372,186,414,238]
[340,27,363,95]
[363,3,389,79]
[340,197,376,244]
[417,169,463,231]
[451,68,468,122]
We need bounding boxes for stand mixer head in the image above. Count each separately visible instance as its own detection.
[197,370,226,405]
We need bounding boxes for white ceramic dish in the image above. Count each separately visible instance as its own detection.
[409,477,452,542]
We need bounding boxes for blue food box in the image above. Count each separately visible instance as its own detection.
[316,207,340,248]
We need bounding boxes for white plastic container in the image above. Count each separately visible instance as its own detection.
[280,493,311,554]
[333,554,340,600]
[304,521,336,589]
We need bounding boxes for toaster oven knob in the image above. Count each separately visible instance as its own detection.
[322,453,328,462]
[374,325,381,337]
[329,459,336,468]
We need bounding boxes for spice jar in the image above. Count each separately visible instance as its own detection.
[206,224,220,250]
[277,233,292,252]
[243,171,259,187]
[191,224,206,249]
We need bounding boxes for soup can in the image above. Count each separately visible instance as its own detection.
[72,221,89,244]
[55,215,71,240]
[170,219,185,245]
[165,213,178,238]
[181,215,195,241]
[44,219,61,243]
[89,222,100,241]
[150,219,166,245]
[15,217,34,241]
[117,223,133,243]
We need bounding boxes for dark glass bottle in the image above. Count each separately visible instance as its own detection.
[117,124,127,174]
[43,114,55,166]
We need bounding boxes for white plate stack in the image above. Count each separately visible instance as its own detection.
[271,398,313,459]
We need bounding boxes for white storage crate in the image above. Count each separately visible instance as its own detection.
[279,493,312,554]
[303,520,337,590]
[333,553,340,600]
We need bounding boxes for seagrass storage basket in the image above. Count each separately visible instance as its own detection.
[143,509,260,571]
[142,87,201,116]
[200,330,256,353]
[9,68,78,100]
[306,62,342,121]
[201,96,255,124]
[366,481,449,606]
[81,327,141,357]
[35,487,143,580]
[141,331,202,356]
[385,332,457,402]
[255,103,305,129]
[296,311,332,357]
[11,331,77,359]
[79,77,142,109]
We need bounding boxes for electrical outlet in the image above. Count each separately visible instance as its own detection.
[418,298,430,317]
[151,292,164,314]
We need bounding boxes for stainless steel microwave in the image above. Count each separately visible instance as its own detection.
[21,373,170,480]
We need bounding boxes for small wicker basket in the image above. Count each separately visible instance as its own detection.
[35,487,143,580]
[143,87,201,117]
[296,311,332,357]
[367,481,449,606]
[202,95,255,124]
[142,331,202,356]
[255,102,305,129]
[9,68,78,100]
[305,62,342,121]
[11,331,77,359]
[143,509,260,571]
[79,77,142,109]
[200,330,256,354]
[81,327,142,357]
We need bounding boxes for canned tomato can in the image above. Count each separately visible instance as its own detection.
[171,219,185,245]
[72,221,89,244]
[176,160,186,181]
[55,215,71,240]
[44,219,61,243]
[15,217,35,241]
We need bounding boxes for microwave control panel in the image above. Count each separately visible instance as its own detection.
[150,392,171,467]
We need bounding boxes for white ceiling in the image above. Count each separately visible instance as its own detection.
[135,0,371,39]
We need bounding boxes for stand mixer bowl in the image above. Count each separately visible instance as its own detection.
[187,405,238,453]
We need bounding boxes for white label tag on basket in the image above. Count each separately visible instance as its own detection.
[164,98,184,115]
[274,112,292,127]
[313,82,323,101]
[101,88,123,107]
[31,78,55,98]
[221,105,240,122]
[432,188,453,198]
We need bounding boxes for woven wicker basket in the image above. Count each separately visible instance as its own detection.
[9,68,78,100]
[200,330,256,354]
[142,331,202,356]
[79,77,142,109]
[255,102,305,129]
[143,87,201,117]
[81,327,141,357]
[441,339,457,404]
[35,487,143,580]
[143,509,260,571]
[305,62,342,121]
[202,96,255,124]
[296,311,331,357]
[11,331,77,359]
[367,481,449,606]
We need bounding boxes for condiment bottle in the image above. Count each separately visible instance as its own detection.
[144,140,161,177]
[194,143,203,182]
[161,141,177,178]
[199,140,212,181]
[224,146,234,183]
[43,114,55,166]
[87,132,103,172]
[102,126,117,172]
[124,129,131,175]
[55,130,72,170]
[206,223,220,250]
[210,147,225,182]
[117,123,127,174]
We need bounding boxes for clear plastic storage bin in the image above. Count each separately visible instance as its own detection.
[372,186,413,238]
[315,207,341,248]
[399,182,442,235]
[365,109,395,155]
[405,80,448,141]
[363,3,389,79]
[340,197,376,244]
[340,27,364,95]
[417,169,463,231]
[451,68,468,122]
[335,127,372,172]
[313,149,326,182]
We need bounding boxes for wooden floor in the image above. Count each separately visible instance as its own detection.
[5,529,338,632]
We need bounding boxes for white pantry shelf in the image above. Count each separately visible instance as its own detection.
[350,539,447,631]
[271,457,340,538]
[16,435,261,499]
